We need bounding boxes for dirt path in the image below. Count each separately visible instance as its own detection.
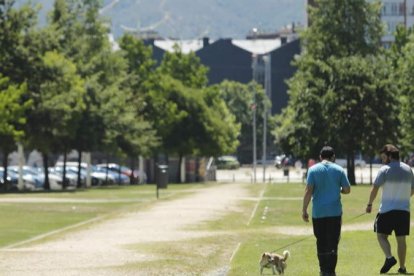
[0,183,249,276]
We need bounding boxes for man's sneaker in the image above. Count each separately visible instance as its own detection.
[398,267,407,274]
[380,257,397,273]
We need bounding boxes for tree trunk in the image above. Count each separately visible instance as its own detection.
[77,150,82,188]
[118,161,121,185]
[129,158,135,184]
[346,152,356,185]
[42,153,50,190]
[177,154,182,183]
[105,154,109,185]
[62,150,67,190]
[2,151,9,192]
[369,157,373,185]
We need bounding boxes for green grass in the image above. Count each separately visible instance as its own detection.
[124,182,394,275]
[0,183,203,247]
[227,183,414,275]
[1,182,411,275]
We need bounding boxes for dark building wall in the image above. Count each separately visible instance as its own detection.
[196,39,253,84]
[143,40,165,65]
[270,39,300,114]
[144,38,301,115]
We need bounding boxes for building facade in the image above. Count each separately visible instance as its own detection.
[381,0,414,46]
[307,0,414,47]
[145,35,300,115]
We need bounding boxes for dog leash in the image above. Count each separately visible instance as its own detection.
[270,212,367,253]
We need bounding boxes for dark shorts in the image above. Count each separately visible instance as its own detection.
[374,210,410,236]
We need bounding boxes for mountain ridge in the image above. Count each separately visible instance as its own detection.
[16,0,306,39]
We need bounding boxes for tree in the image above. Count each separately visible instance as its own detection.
[274,0,392,184]
[142,74,240,178]
[26,51,85,189]
[158,45,209,89]
[49,0,159,186]
[194,85,240,157]
[0,0,39,84]
[211,80,272,164]
[396,32,414,156]
[326,55,399,170]
[118,34,160,164]
[119,34,155,92]
[0,75,31,190]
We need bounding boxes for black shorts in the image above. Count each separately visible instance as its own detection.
[374,210,410,236]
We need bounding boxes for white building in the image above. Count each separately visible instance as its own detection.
[380,0,414,46]
[306,0,414,47]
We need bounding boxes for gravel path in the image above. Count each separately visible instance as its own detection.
[0,183,249,276]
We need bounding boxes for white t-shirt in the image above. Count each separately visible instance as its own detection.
[374,161,414,213]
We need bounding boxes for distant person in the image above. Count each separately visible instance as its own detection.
[366,144,414,274]
[136,170,147,185]
[295,160,303,170]
[304,158,317,180]
[308,158,316,168]
[302,146,351,276]
[283,156,290,168]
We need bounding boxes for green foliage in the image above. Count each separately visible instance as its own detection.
[274,0,392,183]
[304,0,383,59]
[119,34,155,91]
[0,75,31,152]
[396,32,414,154]
[0,0,39,84]
[117,34,160,157]
[390,25,414,59]
[143,74,239,156]
[25,51,85,156]
[212,80,272,163]
[46,0,158,159]
[158,45,209,89]
[201,87,240,156]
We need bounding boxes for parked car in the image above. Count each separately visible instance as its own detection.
[7,166,43,190]
[215,156,240,170]
[54,162,129,186]
[274,154,294,169]
[335,158,366,168]
[49,167,80,188]
[93,166,130,184]
[96,163,134,179]
[0,167,19,191]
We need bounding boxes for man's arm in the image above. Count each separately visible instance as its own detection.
[341,186,351,194]
[340,172,351,194]
[302,185,313,222]
[366,185,380,213]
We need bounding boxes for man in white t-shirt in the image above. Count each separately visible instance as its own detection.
[366,144,414,274]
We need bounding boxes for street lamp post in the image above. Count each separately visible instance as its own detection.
[252,54,258,183]
[262,54,271,182]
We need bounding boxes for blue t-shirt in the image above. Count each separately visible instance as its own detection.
[306,161,350,218]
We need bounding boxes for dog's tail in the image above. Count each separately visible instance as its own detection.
[282,250,290,261]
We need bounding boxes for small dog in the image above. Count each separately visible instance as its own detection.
[259,250,290,275]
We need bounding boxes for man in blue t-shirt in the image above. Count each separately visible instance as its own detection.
[366,144,414,274]
[302,146,351,276]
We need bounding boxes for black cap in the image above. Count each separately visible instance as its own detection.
[320,146,335,159]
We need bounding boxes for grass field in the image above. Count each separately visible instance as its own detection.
[226,183,414,276]
[1,182,413,275]
[0,184,200,248]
